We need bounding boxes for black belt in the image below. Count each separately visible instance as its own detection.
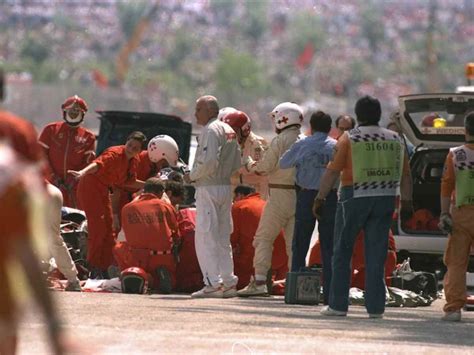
[295,185,338,192]
[268,183,296,190]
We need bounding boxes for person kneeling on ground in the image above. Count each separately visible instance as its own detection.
[231,185,288,293]
[113,177,181,293]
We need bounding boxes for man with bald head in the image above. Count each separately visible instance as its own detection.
[335,114,356,139]
[184,95,242,298]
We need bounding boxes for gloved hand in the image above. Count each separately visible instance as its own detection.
[438,212,453,234]
[400,200,414,221]
[312,197,325,219]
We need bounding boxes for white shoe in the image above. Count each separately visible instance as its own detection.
[237,277,269,297]
[442,310,461,322]
[320,305,347,317]
[191,285,223,299]
[222,285,237,298]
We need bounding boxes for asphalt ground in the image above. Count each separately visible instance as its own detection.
[17,292,474,354]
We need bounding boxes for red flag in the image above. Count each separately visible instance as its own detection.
[92,69,108,88]
[295,42,315,70]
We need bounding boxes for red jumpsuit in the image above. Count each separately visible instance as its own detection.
[308,230,397,289]
[0,111,43,163]
[231,193,288,290]
[117,151,156,217]
[39,122,95,208]
[174,208,205,293]
[0,112,48,353]
[113,193,180,290]
[76,145,139,272]
[0,111,42,327]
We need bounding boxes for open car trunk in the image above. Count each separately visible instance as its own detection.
[401,148,447,234]
[95,110,192,164]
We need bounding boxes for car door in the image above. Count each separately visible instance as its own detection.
[391,93,474,262]
[95,110,192,164]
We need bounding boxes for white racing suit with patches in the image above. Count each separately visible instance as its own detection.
[231,131,269,199]
[246,125,300,280]
[190,118,242,288]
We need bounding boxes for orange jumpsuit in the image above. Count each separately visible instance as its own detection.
[117,151,157,216]
[39,122,95,207]
[0,182,30,325]
[0,133,44,345]
[174,208,205,293]
[76,145,140,272]
[230,193,288,290]
[441,145,474,313]
[113,193,180,289]
[308,230,397,289]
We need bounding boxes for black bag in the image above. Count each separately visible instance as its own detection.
[285,268,322,305]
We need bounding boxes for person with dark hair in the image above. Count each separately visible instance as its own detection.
[354,95,382,125]
[113,177,181,293]
[69,131,147,278]
[165,180,186,208]
[279,110,337,304]
[335,114,356,138]
[231,185,288,291]
[38,95,95,208]
[438,111,474,322]
[314,95,413,318]
[234,184,256,197]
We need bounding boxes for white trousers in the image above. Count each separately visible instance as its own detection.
[47,183,78,282]
[253,188,296,277]
[194,185,237,287]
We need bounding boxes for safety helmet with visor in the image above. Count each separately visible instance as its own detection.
[147,134,179,168]
[270,102,303,131]
[62,95,88,127]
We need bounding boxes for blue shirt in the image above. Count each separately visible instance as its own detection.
[279,132,336,190]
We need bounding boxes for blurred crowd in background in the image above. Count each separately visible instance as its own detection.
[0,0,472,132]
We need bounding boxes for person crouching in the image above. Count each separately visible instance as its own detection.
[113,177,181,294]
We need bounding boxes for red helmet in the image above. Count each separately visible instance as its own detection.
[61,95,88,126]
[220,110,251,137]
[62,95,88,112]
[121,267,149,294]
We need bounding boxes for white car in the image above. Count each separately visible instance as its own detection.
[393,93,474,273]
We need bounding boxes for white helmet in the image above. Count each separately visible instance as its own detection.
[217,107,237,121]
[270,102,303,130]
[147,135,179,167]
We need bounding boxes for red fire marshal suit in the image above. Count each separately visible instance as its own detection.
[1,112,80,284]
[175,208,205,293]
[117,151,157,216]
[39,122,95,207]
[76,145,140,272]
[231,193,288,290]
[113,193,181,289]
